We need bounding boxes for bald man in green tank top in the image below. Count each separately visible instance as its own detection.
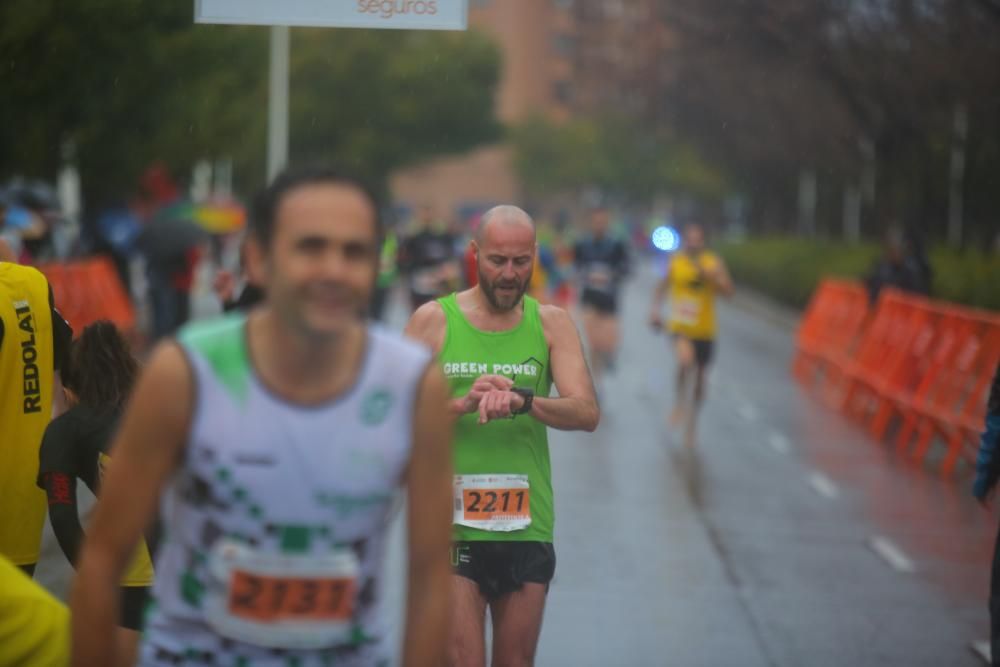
[406,205,600,667]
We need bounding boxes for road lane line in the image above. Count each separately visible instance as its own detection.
[807,472,839,499]
[869,536,916,573]
[768,432,791,454]
[972,640,991,663]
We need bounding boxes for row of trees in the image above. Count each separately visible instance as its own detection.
[660,0,1000,244]
[549,0,1000,245]
[0,0,501,224]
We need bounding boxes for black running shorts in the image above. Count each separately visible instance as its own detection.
[580,289,618,315]
[451,541,556,600]
[673,335,715,367]
[120,586,151,631]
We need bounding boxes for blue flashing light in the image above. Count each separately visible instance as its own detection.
[652,226,680,252]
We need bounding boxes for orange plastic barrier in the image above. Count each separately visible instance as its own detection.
[792,279,869,386]
[795,279,1000,475]
[37,256,136,335]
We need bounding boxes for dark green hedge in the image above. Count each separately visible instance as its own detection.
[718,238,1000,312]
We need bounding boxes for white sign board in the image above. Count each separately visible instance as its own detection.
[195,0,467,30]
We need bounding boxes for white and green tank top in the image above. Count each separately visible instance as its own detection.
[437,294,554,543]
[140,313,430,667]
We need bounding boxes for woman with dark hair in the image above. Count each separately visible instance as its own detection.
[36,320,154,661]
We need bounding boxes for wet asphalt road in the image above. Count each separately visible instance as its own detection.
[34,258,997,666]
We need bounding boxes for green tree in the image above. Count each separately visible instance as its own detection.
[0,1,500,218]
[511,115,726,204]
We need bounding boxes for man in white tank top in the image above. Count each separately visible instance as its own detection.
[70,166,454,667]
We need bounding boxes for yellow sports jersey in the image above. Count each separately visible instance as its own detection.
[97,453,155,587]
[0,556,70,667]
[0,263,54,566]
[666,251,721,340]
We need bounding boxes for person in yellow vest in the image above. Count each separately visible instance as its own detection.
[0,260,72,576]
[0,555,70,667]
[38,321,154,663]
[649,223,734,449]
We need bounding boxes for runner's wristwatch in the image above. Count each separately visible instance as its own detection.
[510,387,534,415]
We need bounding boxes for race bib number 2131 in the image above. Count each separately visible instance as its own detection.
[204,539,360,649]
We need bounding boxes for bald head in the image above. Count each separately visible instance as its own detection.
[476,205,535,245]
[473,205,536,312]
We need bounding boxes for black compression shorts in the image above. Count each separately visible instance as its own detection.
[580,289,618,315]
[120,586,151,631]
[673,335,716,367]
[451,541,556,600]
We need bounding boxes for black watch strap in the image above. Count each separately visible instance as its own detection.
[511,387,534,415]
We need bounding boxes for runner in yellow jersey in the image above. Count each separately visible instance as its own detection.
[649,224,733,449]
[0,555,70,667]
[0,261,72,576]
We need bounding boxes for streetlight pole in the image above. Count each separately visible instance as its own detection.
[267,25,290,182]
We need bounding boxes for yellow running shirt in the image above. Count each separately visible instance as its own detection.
[0,556,70,667]
[98,452,155,586]
[666,251,721,340]
[0,263,55,566]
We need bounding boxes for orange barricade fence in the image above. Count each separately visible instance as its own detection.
[37,255,136,336]
[792,279,869,387]
[795,279,1000,476]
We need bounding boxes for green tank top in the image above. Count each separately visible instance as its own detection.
[438,294,554,542]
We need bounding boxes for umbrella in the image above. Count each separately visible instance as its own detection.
[136,213,209,268]
[4,180,61,211]
[157,200,246,235]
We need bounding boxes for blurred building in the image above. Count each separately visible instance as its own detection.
[571,0,674,120]
[389,0,576,223]
[389,0,674,224]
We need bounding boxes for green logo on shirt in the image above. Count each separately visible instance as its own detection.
[361,388,393,426]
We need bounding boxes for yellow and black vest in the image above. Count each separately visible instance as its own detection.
[0,263,54,565]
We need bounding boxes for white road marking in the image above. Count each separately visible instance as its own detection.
[808,472,839,499]
[737,403,759,422]
[768,432,791,454]
[869,536,916,574]
[972,640,991,664]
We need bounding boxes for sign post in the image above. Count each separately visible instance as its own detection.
[267,25,290,181]
[195,1,468,179]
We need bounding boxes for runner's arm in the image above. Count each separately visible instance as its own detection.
[70,343,192,667]
[44,475,84,565]
[37,415,85,566]
[710,258,734,297]
[532,305,599,432]
[403,364,454,667]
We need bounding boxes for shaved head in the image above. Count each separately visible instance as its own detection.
[473,205,536,312]
[476,205,535,245]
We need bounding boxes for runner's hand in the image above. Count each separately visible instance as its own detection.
[648,312,663,332]
[453,375,514,414]
[213,270,236,303]
[477,389,525,425]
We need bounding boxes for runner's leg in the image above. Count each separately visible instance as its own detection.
[604,313,621,373]
[671,337,695,426]
[449,575,489,667]
[581,307,605,384]
[685,364,708,449]
[490,583,547,667]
